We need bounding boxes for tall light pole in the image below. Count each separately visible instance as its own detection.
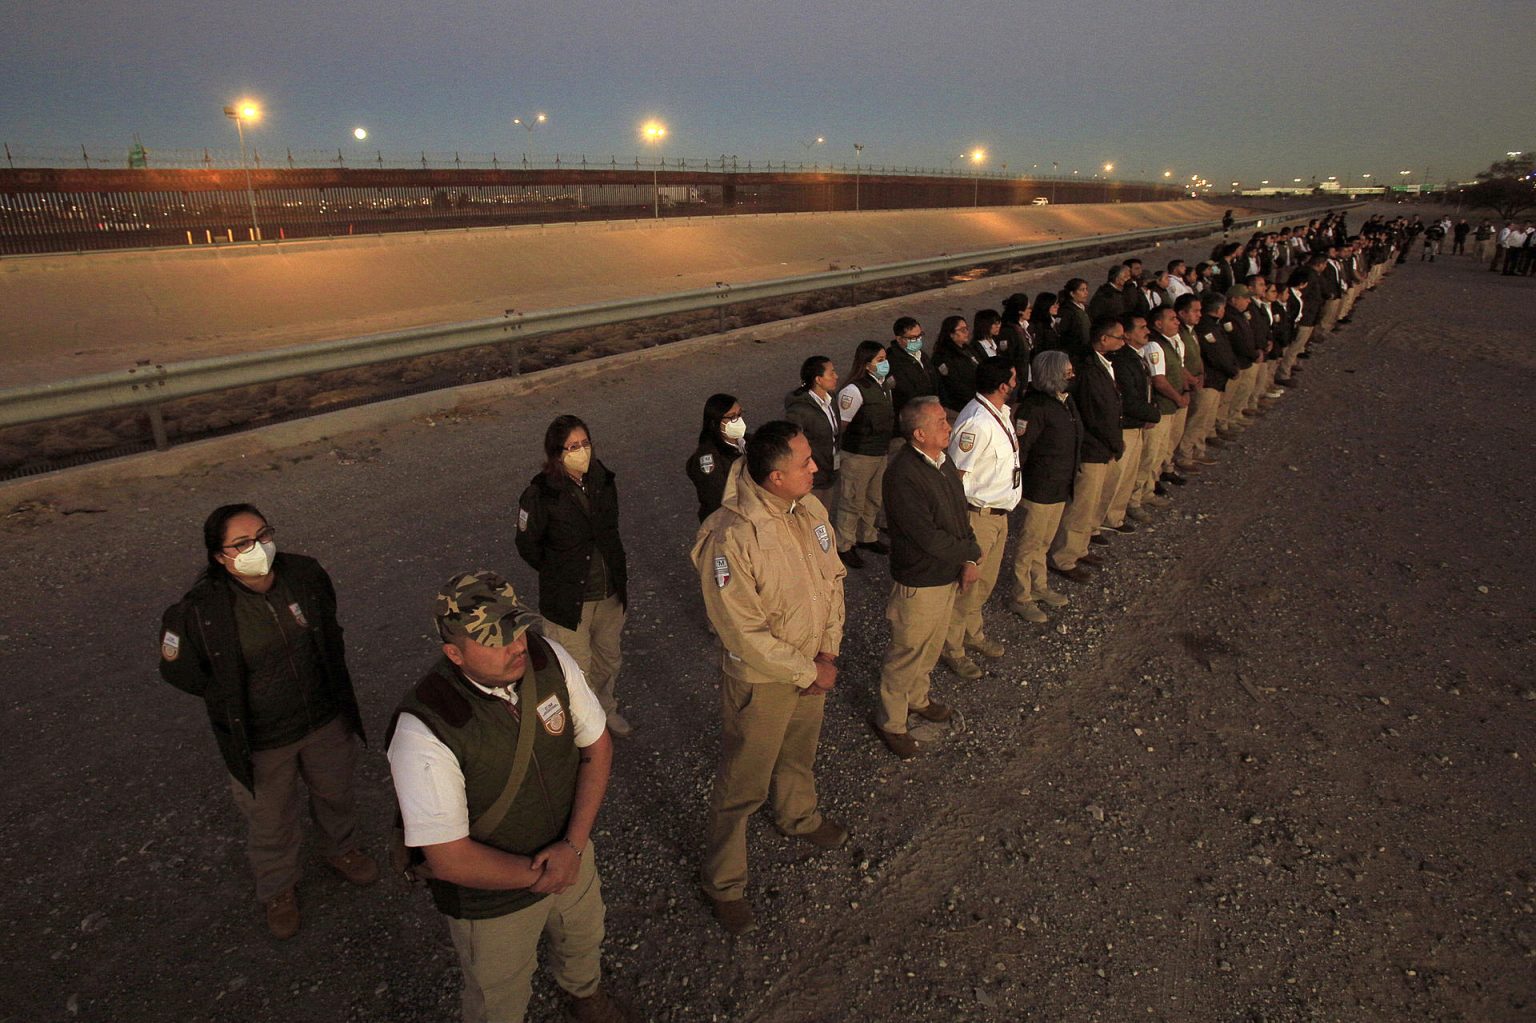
[642,120,667,218]
[1052,161,1059,204]
[513,113,547,166]
[801,135,825,164]
[971,147,987,206]
[1102,162,1114,203]
[853,142,864,212]
[222,101,261,241]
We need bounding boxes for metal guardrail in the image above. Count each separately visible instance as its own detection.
[0,206,1343,434]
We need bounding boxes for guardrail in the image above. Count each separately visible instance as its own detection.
[0,205,1347,438]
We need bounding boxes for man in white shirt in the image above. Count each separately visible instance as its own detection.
[388,572,627,1023]
[1500,225,1529,276]
[942,357,1022,678]
[1164,259,1192,301]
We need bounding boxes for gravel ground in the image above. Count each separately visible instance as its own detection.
[3,206,1532,1023]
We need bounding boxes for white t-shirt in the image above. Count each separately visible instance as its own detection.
[948,395,1021,511]
[388,636,606,848]
[1095,351,1116,382]
[1165,276,1192,300]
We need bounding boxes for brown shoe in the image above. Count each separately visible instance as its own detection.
[940,652,983,680]
[913,700,953,723]
[1048,564,1091,584]
[875,724,920,759]
[565,987,633,1023]
[794,818,850,850]
[265,887,300,940]
[966,636,1005,659]
[1078,552,1105,567]
[1011,600,1049,623]
[705,895,758,937]
[327,849,381,887]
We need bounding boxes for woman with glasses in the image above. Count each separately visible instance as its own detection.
[516,415,633,737]
[157,503,375,940]
[686,393,747,521]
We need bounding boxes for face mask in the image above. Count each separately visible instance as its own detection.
[231,539,276,577]
[721,417,747,442]
[873,360,891,380]
[904,337,924,355]
[563,446,592,475]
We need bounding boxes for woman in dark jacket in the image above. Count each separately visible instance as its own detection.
[516,414,632,736]
[932,314,981,414]
[1009,350,1083,623]
[158,503,375,940]
[999,293,1034,388]
[685,392,746,521]
[1028,291,1062,353]
[1056,278,1092,356]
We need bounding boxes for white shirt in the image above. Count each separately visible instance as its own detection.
[1136,341,1166,378]
[1506,230,1529,248]
[978,336,999,357]
[1095,351,1116,382]
[948,395,1021,511]
[837,377,884,423]
[1164,275,1192,301]
[1157,330,1185,361]
[388,636,606,848]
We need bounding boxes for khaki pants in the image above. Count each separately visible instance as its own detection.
[945,510,1008,657]
[1050,460,1112,570]
[834,451,884,550]
[1131,419,1169,506]
[701,673,826,899]
[1100,429,1143,528]
[1473,238,1494,263]
[228,715,361,902]
[1163,406,1188,471]
[541,594,625,717]
[447,847,605,1023]
[1340,285,1362,319]
[1011,499,1065,602]
[1319,297,1343,331]
[1279,324,1313,380]
[1244,363,1267,412]
[1220,366,1256,428]
[877,582,957,733]
[1178,389,1221,461]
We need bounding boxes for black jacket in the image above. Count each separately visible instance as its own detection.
[1057,304,1091,356]
[516,459,628,630]
[783,387,838,490]
[685,433,743,521]
[1069,351,1124,463]
[1110,346,1160,427]
[887,346,944,418]
[1029,316,1062,354]
[1197,314,1239,389]
[934,344,982,412]
[883,443,982,588]
[999,321,1034,385]
[1088,282,1129,322]
[158,553,365,794]
[1014,390,1082,504]
[1222,307,1260,368]
[1208,259,1237,295]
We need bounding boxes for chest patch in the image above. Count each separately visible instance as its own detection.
[957,431,975,453]
[814,523,831,553]
[518,508,529,532]
[535,694,567,736]
[698,453,715,475]
[1222,321,1233,332]
[160,629,180,662]
[713,555,731,589]
[288,602,309,628]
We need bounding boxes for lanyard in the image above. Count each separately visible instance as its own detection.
[978,398,1018,455]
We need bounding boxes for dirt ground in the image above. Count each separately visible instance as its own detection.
[2,206,1532,1023]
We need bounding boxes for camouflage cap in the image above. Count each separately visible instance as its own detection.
[434,571,539,648]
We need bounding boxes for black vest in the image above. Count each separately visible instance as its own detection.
[841,375,894,457]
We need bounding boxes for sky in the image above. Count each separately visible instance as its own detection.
[4,0,1533,185]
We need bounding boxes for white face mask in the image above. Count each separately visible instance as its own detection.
[721,417,747,442]
[230,539,276,577]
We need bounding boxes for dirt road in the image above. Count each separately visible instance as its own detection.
[2,221,1532,1022]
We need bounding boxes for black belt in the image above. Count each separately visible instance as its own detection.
[969,505,1008,516]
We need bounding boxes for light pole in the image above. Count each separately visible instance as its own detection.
[853,142,864,212]
[222,101,261,241]
[513,113,546,166]
[1102,162,1114,203]
[642,120,667,218]
[801,135,825,164]
[971,148,986,206]
[1051,161,1058,204]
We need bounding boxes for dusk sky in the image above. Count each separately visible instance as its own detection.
[5,0,1531,184]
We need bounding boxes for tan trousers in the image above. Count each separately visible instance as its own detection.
[1099,429,1143,528]
[541,594,625,717]
[1473,238,1494,263]
[878,582,957,733]
[1222,365,1259,427]
[1132,419,1169,505]
[834,451,885,550]
[1011,499,1065,603]
[228,715,361,902]
[1279,324,1313,380]
[1162,406,1188,471]
[447,847,604,1023]
[945,511,1008,657]
[1319,297,1343,331]
[1178,389,1221,460]
[1244,362,1268,412]
[1050,460,1112,569]
[1340,285,1362,319]
[701,673,826,899]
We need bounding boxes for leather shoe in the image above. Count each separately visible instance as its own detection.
[1127,506,1154,522]
[1176,462,1202,475]
[1037,589,1069,607]
[1278,378,1298,388]
[838,548,865,570]
[966,636,1005,659]
[706,895,758,937]
[1195,455,1218,465]
[1205,437,1227,449]
[1048,564,1091,584]
[856,540,891,556]
[327,849,380,887]
[940,652,983,680]
[566,987,633,1023]
[266,888,300,940]
[1090,533,1110,546]
[1111,521,1137,533]
[1011,600,1049,623]
[1078,553,1105,567]
[1159,472,1187,486]
[913,700,953,723]
[875,724,920,759]
[794,818,849,850]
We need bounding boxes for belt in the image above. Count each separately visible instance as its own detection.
[968,505,1008,516]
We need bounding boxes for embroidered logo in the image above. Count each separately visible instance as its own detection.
[713,555,731,588]
[1222,321,1233,332]
[938,363,950,376]
[518,508,529,532]
[288,602,309,627]
[957,431,975,453]
[160,630,180,662]
[839,393,854,410]
[535,694,567,736]
[699,453,715,475]
[814,524,831,553]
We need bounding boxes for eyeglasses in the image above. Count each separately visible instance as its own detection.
[562,439,592,454]
[722,411,744,423]
[222,525,276,555]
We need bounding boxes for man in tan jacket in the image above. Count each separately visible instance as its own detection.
[690,420,848,937]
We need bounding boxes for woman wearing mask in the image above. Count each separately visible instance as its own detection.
[833,340,893,569]
[158,504,375,940]
[1028,291,1062,353]
[516,415,632,736]
[1057,278,1092,356]
[686,392,747,521]
[933,315,981,414]
[1008,351,1083,624]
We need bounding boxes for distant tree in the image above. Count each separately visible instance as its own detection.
[1464,149,1536,219]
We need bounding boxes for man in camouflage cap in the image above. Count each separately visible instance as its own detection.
[387,571,631,1023]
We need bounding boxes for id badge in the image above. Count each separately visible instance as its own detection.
[1012,466,1022,489]
[833,451,842,471]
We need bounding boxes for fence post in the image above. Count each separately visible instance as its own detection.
[147,405,170,451]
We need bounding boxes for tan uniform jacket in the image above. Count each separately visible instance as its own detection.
[689,460,847,688]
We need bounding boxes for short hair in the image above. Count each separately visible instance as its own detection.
[899,395,943,438]
[1201,292,1227,313]
[975,355,1014,396]
[1151,305,1179,329]
[1062,277,1088,299]
[1167,258,1186,273]
[1107,264,1128,282]
[746,420,802,485]
[799,356,832,388]
[1090,316,1122,343]
[1243,274,1263,287]
[1122,257,1143,269]
[892,316,919,337]
[1195,261,1212,275]
[1174,293,1202,315]
[1118,312,1145,333]
[1030,350,1071,393]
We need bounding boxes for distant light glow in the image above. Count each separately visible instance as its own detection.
[353,127,367,140]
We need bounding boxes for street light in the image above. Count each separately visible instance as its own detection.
[642,120,667,218]
[222,100,261,241]
[513,113,547,134]
[970,148,986,206]
[1052,161,1059,204]
[353,127,368,141]
[853,142,865,212]
[801,135,825,161]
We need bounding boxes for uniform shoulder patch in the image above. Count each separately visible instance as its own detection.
[1222,321,1233,332]
[957,431,976,453]
[288,602,309,627]
[839,393,854,410]
[160,629,180,661]
[1017,419,1028,434]
[814,523,831,553]
[698,453,715,475]
[937,363,950,376]
[713,555,732,589]
[518,507,529,532]
[535,694,567,736]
